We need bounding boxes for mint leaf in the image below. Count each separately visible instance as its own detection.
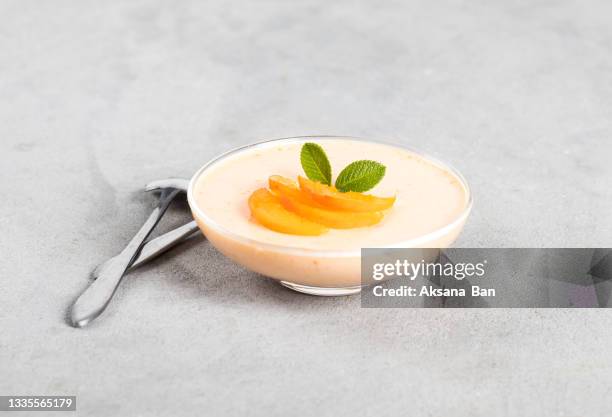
[300,142,332,185]
[335,160,386,192]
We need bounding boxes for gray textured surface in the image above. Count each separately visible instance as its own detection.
[2,1,612,416]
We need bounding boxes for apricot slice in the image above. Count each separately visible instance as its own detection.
[298,176,396,212]
[248,188,328,236]
[279,193,384,229]
[269,175,321,206]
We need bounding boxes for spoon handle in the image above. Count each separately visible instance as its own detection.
[130,220,200,268]
[92,221,200,277]
[71,189,180,327]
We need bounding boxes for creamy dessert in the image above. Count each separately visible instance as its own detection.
[188,137,471,295]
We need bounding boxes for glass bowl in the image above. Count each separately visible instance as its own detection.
[187,136,472,296]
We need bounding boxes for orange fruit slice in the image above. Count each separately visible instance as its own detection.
[248,188,328,236]
[269,175,321,206]
[298,176,395,212]
[278,193,384,228]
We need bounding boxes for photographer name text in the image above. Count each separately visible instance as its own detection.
[371,285,495,297]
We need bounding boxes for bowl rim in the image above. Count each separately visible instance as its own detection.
[187,135,473,258]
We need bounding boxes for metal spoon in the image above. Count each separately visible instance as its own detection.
[71,188,181,327]
[92,220,199,277]
[145,178,190,193]
[91,179,197,277]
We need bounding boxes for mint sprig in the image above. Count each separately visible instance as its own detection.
[300,142,387,193]
[300,142,332,185]
[335,160,386,192]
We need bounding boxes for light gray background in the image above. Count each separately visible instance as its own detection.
[2,1,612,416]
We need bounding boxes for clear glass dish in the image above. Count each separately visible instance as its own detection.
[187,136,473,296]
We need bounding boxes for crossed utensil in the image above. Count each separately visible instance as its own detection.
[70,178,198,328]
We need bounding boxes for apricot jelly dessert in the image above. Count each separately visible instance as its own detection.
[188,137,471,292]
